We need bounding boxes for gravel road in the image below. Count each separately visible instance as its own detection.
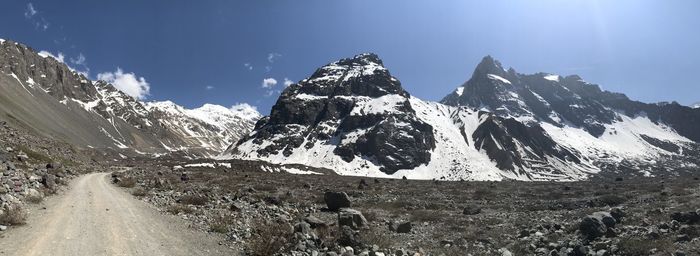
[0,172,238,256]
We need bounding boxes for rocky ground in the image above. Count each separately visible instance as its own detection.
[114,159,700,256]
[0,120,96,233]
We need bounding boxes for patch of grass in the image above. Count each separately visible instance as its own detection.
[25,194,43,204]
[131,188,148,197]
[617,238,673,256]
[209,214,235,234]
[472,188,496,200]
[594,194,627,207]
[0,206,27,225]
[167,204,194,215]
[360,227,393,249]
[15,145,52,163]
[180,195,209,205]
[117,177,137,188]
[410,209,442,222]
[248,220,292,256]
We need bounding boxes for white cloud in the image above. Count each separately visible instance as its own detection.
[262,78,277,88]
[283,78,294,87]
[243,63,253,70]
[24,3,37,18]
[267,53,281,63]
[39,51,89,77]
[70,53,86,65]
[97,68,151,100]
[37,51,65,63]
[206,85,215,90]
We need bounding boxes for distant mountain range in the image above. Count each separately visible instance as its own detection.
[224,53,700,181]
[0,39,259,158]
[2,38,698,181]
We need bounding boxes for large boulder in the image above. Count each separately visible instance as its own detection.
[671,211,700,224]
[579,212,617,239]
[338,208,367,230]
[324,191,351,211]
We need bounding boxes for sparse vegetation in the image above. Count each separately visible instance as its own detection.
[248,220,292,256]
[117,177,137,188]
[179,195,209,205]
[0,206,28,225]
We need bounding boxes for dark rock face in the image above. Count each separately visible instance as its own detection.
[472,114,582,176]
[234,53,436,174]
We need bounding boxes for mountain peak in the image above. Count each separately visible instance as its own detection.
[473,55,507,78]
[338,52,384,67]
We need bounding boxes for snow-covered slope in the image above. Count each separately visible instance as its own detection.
[145,101,260,156]
[225,53,700,181]
[691,102,700,109]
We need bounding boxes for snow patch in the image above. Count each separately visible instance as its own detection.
[487,74,511,84]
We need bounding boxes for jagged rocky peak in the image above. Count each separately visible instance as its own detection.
[231,53,435,174]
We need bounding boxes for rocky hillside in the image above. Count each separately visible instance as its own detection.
[226,54,700,181]
[0,39,258,157]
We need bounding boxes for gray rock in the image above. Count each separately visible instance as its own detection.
[580,212,617,239]
[396,222,412,233]
[338,208,367,230]
[325,191,351,211]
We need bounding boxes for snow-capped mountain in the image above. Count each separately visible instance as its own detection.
[0,39,258,156]
[691,102,700,109]
[225,53,700,181]
[145,101,260,155]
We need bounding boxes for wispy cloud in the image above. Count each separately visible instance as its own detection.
[262,78,277,88]
[267,53,281,63]
[243,63,253,71]
[206,85,215,90]
[37,51,65,63]
[283,78,294,87]
[97,68,151,100]
[24,3,37,18]
[24,3,49,31]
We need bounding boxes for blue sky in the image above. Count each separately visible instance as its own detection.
[1,0,699,113]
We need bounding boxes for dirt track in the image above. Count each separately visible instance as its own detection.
[0,173,237,256]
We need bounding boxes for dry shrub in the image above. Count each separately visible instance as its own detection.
[117,177,137,188]
[209,214,235,234]
[180,195,209,205]
[472,188,496,200]
[131,188,148,197]
[25,194,43,204]
[0,206,27,225]
[248,220,292,256]
[410,209,442,223]
[360,227,393,249]
[315,225,338,248]
[167,204,194,215]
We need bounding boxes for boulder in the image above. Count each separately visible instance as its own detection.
[304,215,328,229]
[396,222,412,233]
[462,205,482,215]
[670,211,700,224]
[580,212,617,239]
[338,208,367,230]
[324,191,351,211]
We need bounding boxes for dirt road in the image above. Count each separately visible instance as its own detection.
[0,173,237,256]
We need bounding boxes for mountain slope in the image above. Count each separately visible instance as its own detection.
[226,54,700,181]
[0,39,258,156]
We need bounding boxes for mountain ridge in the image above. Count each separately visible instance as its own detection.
[0,38,259,157]
[226,53,700,181]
